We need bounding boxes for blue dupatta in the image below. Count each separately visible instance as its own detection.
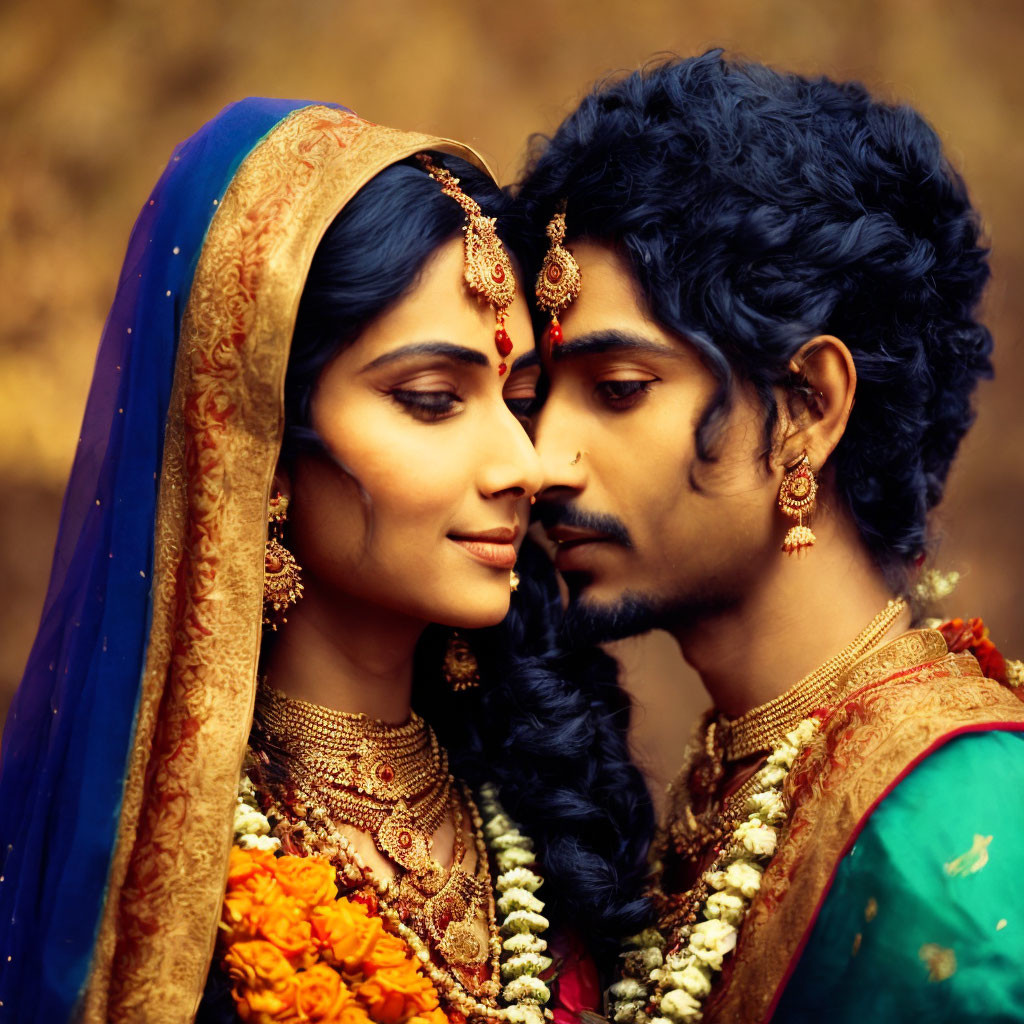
[0,100,488,1023]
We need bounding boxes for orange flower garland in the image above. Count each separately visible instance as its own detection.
[220,847,449,1024]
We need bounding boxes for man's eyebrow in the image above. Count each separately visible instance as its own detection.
[360,342,491,372]
[549,329,685,362]
[510,350,540,373]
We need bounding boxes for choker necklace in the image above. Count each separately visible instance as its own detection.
[250,683,500,990]
[717,597,907,761]
[254,682,451,872]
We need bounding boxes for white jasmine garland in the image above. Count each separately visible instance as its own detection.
[607,718,820,1023]
[502,933,548,955]
[496,867,543,893]
[232,775,281,852]
[497,887,546,916]
[476,782,555,1017]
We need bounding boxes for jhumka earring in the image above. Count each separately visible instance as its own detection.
[416,154,517,375]
[443,631,480,691]
[778,454,818,553]
[263,493,304,630]
[534,199,582,347]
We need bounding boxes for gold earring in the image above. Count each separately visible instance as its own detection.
[778,454,818,553]
[263,493,304,630]
[443,631,480,691]
[509,570,520,592]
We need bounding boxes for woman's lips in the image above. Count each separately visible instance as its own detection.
[449,528,519,570]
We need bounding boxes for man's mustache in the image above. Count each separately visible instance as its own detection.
[534,502,633,549]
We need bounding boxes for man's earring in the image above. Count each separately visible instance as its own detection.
[778,454,818,553]
[263,493,304,630]
[443,631,480,691]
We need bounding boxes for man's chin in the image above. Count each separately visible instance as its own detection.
[559,585,665,647]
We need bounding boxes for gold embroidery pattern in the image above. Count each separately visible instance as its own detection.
[944,834,992,877]
[81,107,492,1023]
[706,636,1024,1023]
[919,943,957,982]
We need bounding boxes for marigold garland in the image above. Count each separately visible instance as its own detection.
[224,774,553,1024]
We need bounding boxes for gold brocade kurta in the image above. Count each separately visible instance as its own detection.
[703,628,1024,1022]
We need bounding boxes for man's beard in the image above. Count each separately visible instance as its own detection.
[558,575,734,648]
[559,582,671,647]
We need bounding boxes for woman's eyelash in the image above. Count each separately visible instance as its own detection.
[391,389,462,420]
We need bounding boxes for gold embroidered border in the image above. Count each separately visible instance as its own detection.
[80,106,492,1023]
[707,632,1024,1023]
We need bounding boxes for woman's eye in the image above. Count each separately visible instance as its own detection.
[391,389,463,421]
[595,379,656,410]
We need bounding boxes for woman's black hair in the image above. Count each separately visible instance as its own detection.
[283,156,653,943]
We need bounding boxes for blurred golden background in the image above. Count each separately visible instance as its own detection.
[3,0,1023,754]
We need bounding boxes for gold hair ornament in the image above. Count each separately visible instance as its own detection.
[416,154,517,375]
[534,199,581,347]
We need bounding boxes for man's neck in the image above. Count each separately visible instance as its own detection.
[670,515,910,718]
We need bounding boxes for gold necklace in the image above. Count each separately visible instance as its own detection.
[254,682,452,872]
[652,597,907,932]
[249,683,501,993]
[717,597,907,760]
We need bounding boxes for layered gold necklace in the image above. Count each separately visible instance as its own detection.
[718,597,907,761]
[655,597,907,926]
[250,683,500,997]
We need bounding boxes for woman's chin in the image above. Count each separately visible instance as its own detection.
[432,590,512,631]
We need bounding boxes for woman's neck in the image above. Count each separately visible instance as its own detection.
[262,577,426,723]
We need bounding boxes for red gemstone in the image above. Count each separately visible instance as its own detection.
[495,328,513,357]
[377,764,395,783]
[492,264,505,283]
[498,362,508,376]
[549,322,563,345]
[399,831,413,848]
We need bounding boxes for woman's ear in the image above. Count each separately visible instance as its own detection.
[775,334,857,472]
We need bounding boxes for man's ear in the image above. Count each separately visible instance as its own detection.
[774,335,857,472]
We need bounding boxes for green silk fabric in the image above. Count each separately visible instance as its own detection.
[772,730,1024,1022]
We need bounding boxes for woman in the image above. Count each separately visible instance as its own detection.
[0,100,653,1023]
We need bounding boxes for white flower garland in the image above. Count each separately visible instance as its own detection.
[609,718,821,1024]
[232,773,553,1024]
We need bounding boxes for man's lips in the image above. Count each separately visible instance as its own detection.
[449,527,518,570]
[545,525,614,548]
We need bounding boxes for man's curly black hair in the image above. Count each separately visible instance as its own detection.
[516,50,993,589]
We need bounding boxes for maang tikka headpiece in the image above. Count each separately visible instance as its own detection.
[416,154,517,375]
[534,199,581,347]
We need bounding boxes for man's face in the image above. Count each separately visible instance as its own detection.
[534,242,780,642]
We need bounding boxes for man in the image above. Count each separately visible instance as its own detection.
[517,51,1024,1022]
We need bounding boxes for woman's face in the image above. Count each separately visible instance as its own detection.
[288,236,543,630]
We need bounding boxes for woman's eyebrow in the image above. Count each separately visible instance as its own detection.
[360,342,491,373]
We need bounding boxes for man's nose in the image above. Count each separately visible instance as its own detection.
[533,395,587,498]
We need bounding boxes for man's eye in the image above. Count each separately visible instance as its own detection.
[505,395,542,420]
[595,379,655,410]
[391,389,462,421]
